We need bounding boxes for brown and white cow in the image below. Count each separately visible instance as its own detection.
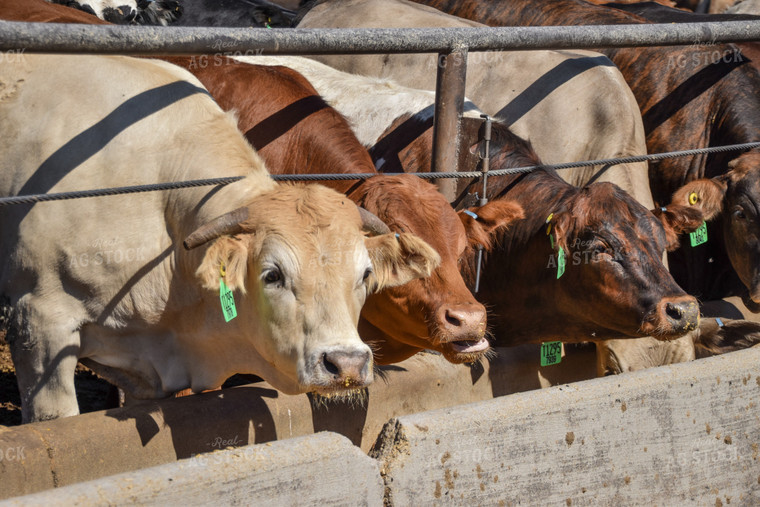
[0,53,440,422]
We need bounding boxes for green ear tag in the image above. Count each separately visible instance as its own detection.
[549,233,555,250]
[220,278,237,322]
[690,221,708,247]
[557,246,566,279]
[540,341,563,366]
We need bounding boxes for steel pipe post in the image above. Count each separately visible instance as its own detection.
[432,48,468,202]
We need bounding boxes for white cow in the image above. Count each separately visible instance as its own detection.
[0,54,440,422]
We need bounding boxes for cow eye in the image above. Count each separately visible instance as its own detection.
[733,206,746,220]
[262,268,282,285]
[362,267,373,282]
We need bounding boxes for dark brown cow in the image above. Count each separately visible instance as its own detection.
[3,0,525,367]
[457,131,704,344]
[411,0,760,309]
[604,1,760,19]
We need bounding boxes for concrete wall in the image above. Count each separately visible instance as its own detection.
[3,433,384,507]
[1,347,759,505]
[372,346,760,505]
[0,345,596,500]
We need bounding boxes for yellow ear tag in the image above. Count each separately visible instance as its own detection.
[219,263,237,322]
[688,191,699,205]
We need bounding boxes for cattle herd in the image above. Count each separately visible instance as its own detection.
[0,0,759,429]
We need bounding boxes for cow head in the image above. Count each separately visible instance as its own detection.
[184,184,440,397]
[487,181,704,344]
[671,152,760,309]
[549,183,703,340]
[354,175,523,364]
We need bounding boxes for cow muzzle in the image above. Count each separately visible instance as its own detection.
[642,296,700,340]
[306,346,374,396]
[433,302,489,363]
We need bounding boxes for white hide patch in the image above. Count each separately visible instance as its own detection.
[236,55,481,147]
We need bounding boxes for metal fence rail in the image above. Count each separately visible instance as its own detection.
[1,20,760,54]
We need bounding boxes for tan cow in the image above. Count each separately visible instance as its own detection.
[0,54,439,422]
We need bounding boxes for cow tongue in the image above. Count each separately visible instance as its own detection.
[451,337,489,354]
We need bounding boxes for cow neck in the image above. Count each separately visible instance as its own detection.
[667,217,743,301]
[490,168,574,251]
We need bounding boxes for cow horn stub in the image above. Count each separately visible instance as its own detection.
[358,206,391,236]
[183,207,250,250]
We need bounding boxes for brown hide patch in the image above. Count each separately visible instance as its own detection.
[547,183,635,253]
[356,175,465,258]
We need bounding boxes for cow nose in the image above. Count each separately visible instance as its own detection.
[659,297,700,334]
[437,303,487,340]
[320,349,372,386]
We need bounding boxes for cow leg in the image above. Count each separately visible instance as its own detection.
[9,321,81,423]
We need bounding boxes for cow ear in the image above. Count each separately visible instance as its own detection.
[652,204,705,251]
[670,178,726,221]
[693,318,760,358]
[547,210,573,253]
[364,232,441,292]
[459,200,524,250]
[195,236,250,293]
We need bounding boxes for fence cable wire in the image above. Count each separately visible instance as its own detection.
[1,141,758,206]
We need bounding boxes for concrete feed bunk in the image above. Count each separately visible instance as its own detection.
[1,346,759,504]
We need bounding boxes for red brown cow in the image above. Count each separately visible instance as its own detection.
[3,0,523,366]
[411,0,760,310]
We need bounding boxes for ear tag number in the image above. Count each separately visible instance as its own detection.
[541,341,563,366]
[557,246,566,279]
[219,263,237,322]
[690,221,708,247]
